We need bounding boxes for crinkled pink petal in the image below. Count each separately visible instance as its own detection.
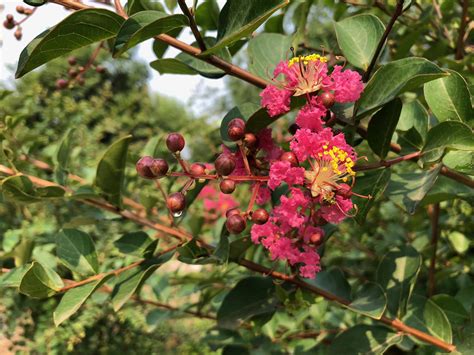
[328,66,364,103]
[260,85,292,117]
[256,186,271,205]
[268,161,305,190]
[257,128,283,161]
[295,98,327,132]
[319,195,353,224]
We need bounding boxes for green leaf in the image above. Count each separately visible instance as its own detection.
[305,267,351,301]
[113,11,188,57]
[352,168,391,224]
[397,100,429,149]
[367,98,402,159]
[202,0,289,55]
[432,294,469,326]
[334,14,385,70]
[16,9,124,78]
[346,282,387,319]
[328,325,403,355]
[220,103,260,143]
[213,223,230,264]
[0,264,31,288]
[421,121,474,166]
[23,0,47,6]
[385,166,441,214]
[247,33,292,80]
[127,0,166,14]
[442,150,474,175]
[1,175,65,203]
[228,236,253,261]
[56,229,99,276]
[424,298,453,344]
[195,0,220,31]
[217,276,278,330]
[54,128,76,185]
[177,239,216,265]
[447,231,470,255]
[424,70,474,123]
[376,246,422,317]
[19,262,64,298]
[421,175,474,206]
[94,135,132,208]
[356,58,447,118]
[151,38,232,79]
[111,251,174,311]
[54,275,113,326]
[114,231,158,258]
[152,28,183,58]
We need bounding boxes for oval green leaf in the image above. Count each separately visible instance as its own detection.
[56,229,99,276]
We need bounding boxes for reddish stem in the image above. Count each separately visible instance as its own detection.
[246,182,261,214]
[237,141,252,176]
[167,171,270,182]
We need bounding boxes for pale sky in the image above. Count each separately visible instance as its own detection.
[0,0,225,112]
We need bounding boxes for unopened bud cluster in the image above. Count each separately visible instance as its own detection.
[3,6,35,40]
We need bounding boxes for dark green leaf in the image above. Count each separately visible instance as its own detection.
[114,231,158,258]
[421,175,474,206]
[432,294,469,325]
[367,98,402,159]
[424,298,452,344]
[356,58,447,118]
[0,265,31,288]
[217,276,278,330]
[54,275,113,326]
[56,229,99,276]
[424,70,474,123]
[152,27,183,58]
[202,0,289,55]
[397,100,429,149]
[54,128,76,185]
[127,0,166,15]
[328,325,403,355]
[346,282,387,319]
[19,262,64,298]
[247,33,292,80]
[305,267,351,301]
[1,175,65,203]
[177,239,215,265]
[352,168,391,224]
[421,121,474,165]
[334,14,385,70]
[113,11,188,56]
[385,166,441,214]
[150,58,197,75]
[16,9,124,78]
[376,246,421,317]
[111,251,174,311]
[195,0,220,31]
[94,135,132,208]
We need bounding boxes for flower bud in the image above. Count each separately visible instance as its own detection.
[309,231,323,245]
[3,20,14,30]
[68,68,78,78]
[14,28,22,40]
[136,156,155,179]
[150,158,169,178]
[243,133,258,150]
[190,163,206,176]
[219,179,236,194]
[227,118,246,141]
[55,78,68,90]
[16,6,25,14]
[226,214,247,234]
[252,209,269,225]
[321,92,335,108]
[68,56,77,66]
[95,65,106,74]
[226,208,241,218]
[167,192,186,214]
[166,132,185,153]
[215,153,236,176]
[280,151,299,167]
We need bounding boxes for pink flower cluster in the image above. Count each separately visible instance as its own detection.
[251,54,363,279]
[198,185,238,217]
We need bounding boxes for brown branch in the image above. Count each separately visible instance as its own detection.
[0,165,456,352]
[354,151,421,171]
[177,0,207,51]
[113,0,127,18]
[363,0,404,82]
[428,203,440,297]
[455,0,469,59]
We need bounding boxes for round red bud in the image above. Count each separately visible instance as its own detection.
[280,151,299,167]
[215,154,236,176]
[190,163,206,176]
[136,156,155,179]
[68,57,77,66]
[226,214,247,234]
[321,92,335,108]
[150,158,169,178]
[77,77,85,86]
[252,209,269,225]
[166,132,185,153]
[16,6,25,14]
[55,78,68,90]
[167,192,186,214]
[310,231,323,245]
[219,179,236,194]
[226,208,241,218]
[68,68,78,78]
[243,133,258,150]
[95,65,106,74]
[227,118,246,141]
[14,29,22,40]
[23,9,33,15]
[3,20,14,30]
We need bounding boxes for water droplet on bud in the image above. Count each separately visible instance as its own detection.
[172,211,183,218]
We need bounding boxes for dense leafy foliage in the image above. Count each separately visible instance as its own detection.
[1,0,473,353]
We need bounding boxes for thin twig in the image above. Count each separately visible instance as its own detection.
[363,0,404,82]
[177,0,207,51]
[428,203,440,297]
[455,0,469,59]
[354,151,421,171]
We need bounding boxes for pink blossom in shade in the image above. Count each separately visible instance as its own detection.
[298,247,321,279]
[273,188,311,229]
[300,225,325,244]
[328,65,364,103]
[198,185,239,217]
[268,161,305,190]
[260,85,292,117]
[250,219,278,244]
[295,98,327,132]
[256,186,271,205]
[319,195,353,224]
[257,128,283,161]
